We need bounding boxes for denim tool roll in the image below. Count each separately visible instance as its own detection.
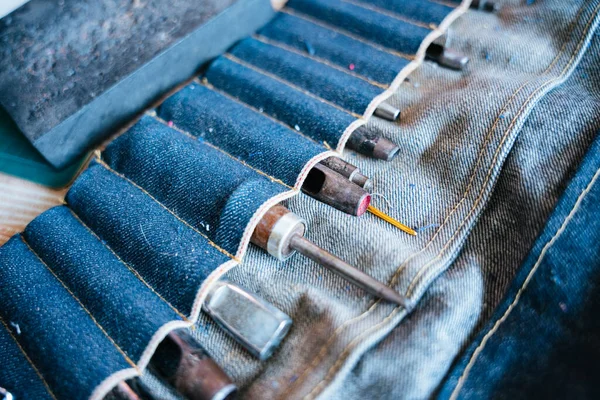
[0,0,465,398]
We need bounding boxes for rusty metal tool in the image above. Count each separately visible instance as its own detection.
[320,157,372,191]
[149,329,236,400]
[426,44,470,70]
[347,128,400,161]
[251,204,410,307]
[302,163,371,216]
[374,103,401,121]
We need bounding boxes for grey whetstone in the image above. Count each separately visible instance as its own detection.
[0,0,275,168]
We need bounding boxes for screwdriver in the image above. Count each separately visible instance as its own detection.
[251,204,409,307]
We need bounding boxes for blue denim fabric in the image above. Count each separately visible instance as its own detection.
[0,323,55,400]
[0,236,133,400]
[286,0,432,54]
[439,133,600,399]
[101,116,287,254]
[157,83,325,187]
[228,38,382,115]
[204,56,356,147]
[363,0,455,26]
[9,1,600,399]
[23,206,182,363]
[67,159,232,316]
[257,12,410,85]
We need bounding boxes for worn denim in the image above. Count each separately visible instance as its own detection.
[212,1,600,399]
[438,132,600,399]
[2,0,600,399]
[0,236,134,400]
[229,37,382,115]
[157,84,327,187]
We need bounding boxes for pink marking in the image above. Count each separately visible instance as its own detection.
[348,63,355,70]
[167,121,174,127]
[357,194,371,216]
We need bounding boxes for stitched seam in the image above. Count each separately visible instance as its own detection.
[342,0,433,29]
[310,3,600,396]
[20,236,139,370]
[305,307,405,399]
[224,53,364,118]
[0,316,59,400]
[450,165,600,400]
[312,3,600,394]
[253,34,390,88]
[150,113,294,190]
[197,78,323,145]
[95,158,239,261]
[280,8,414,60]
[405,0,600,297]
[66,208,189,322]
[281,2,595,396]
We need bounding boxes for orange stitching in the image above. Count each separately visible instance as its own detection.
[95,158,240,261]
[66,208,190,322]
[342,0,433,30]
[150,113,293,189]
[224,53,364,118]
[451,165,600,399]
[253,34,389,89]
[197,78,323,146]
[20,236,139,370]
[280,8,413,60]
[0,316,59,400]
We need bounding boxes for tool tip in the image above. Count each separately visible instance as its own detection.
[367,205,417,236]
[381,288,411,307]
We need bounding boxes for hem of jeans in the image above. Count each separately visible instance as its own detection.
[449,163,600,399]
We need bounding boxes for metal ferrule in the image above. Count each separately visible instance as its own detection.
[347,128,400,161]
[302,164,371,216]
[320,157,373,192]
[203,281,293,360]
[374,102,401,121]
[426,43,469,71]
